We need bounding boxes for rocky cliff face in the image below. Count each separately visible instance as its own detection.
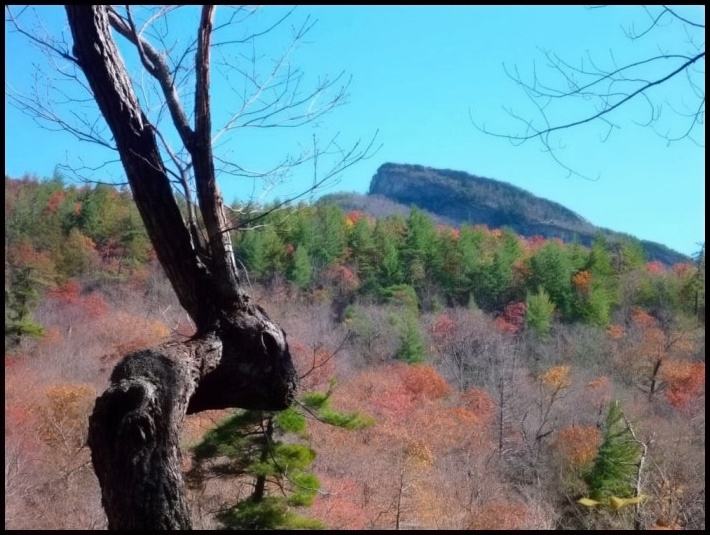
[344,163,689,265]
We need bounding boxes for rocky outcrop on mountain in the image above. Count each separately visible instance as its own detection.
[326,163,689,265]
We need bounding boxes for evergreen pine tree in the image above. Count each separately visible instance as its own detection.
[289,246,312,289]
[528,242,574,319]
[191,384,372,530]
[584,401,642,501]
[393,311,426,364]
[5,266,44,343]
[526,286,556,336]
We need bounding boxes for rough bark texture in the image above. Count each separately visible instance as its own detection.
[65,6,297,529]
[89,337,221,529]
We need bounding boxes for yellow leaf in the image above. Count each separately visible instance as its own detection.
[577,497,601,507]
[609,495,647,510]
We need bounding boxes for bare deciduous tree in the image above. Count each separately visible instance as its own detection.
[7,5,376,529]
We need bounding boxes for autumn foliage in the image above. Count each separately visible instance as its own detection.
[468,500,534,530]
[35,383,95,452]
[661,361,705,409]
[540,365,572,390]
[572,270,592,292]
[555,425,602,467]
[460,387,496,425]
[4,176,706,530]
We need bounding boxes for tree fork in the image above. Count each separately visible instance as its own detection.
[66,5,297,529]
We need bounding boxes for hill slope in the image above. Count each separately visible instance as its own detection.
[325,163,689,265]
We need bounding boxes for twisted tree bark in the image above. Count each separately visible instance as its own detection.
[65,6,297,529]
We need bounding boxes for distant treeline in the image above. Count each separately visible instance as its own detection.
[5,175,705,341]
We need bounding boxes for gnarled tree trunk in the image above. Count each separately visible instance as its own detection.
[65,6,296,529]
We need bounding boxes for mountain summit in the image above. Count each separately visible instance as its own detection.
[330,163,689,265]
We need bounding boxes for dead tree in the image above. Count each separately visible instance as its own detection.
[7,5,375,529]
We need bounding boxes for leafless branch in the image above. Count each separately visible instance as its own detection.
[6,6,79,64]
[298,331,352,381]
[222,129,382,232]
[477,52,704,143]
[472,6,705,177]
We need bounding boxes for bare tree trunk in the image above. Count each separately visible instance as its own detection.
[648,358,662,402]
[251,417,273,503]
[65,6,296,529]
[622,414,648,530]
[88,337,221,529]
[395,467,405,530]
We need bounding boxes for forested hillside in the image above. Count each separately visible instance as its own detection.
[5,175,706,530]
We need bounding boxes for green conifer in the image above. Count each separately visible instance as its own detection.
[584,401,642,500]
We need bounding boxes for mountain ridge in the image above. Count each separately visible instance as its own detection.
[323,162,690,265]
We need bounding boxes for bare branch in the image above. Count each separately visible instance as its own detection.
[107,6,195,149]
[661,5,704,29]
[482,52,704,143]
[223,129,382,232]
[473,7,704,177]
[6,6,79,64]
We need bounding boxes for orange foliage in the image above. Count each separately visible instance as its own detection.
[494,316,518,334]
[340,364,418,421]
[630,307,657,329]
[310,476,370,529]
[527,235,546,247]
[126,265,151,289]
[323,264,360,292]
[406,404,489,454]
[345,210,365,227]
[35,383,96,451]
[607,324,625,340]
[48,281,108,318]
[469,500,531,530]
[585,376,613,401]
[95,312,171,370]
[661,361,705,409]
[632,327,666,363]
[521,235,547,254]
[461,387,495,425]
[44,190,66,214]
[48,280,82,304]
[399,365,451,400]
[572,270,592,292]
[5,359,41,439]
[555,425,601,467]
[82,292,109,317]
[310,365,496,529]
[436,224,459,240]
[8,240,56,277]
[646,261,665,274]
[512,258,531,280]
[540,365,572,390]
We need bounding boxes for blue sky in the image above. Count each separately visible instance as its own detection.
[5,6,705,255]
